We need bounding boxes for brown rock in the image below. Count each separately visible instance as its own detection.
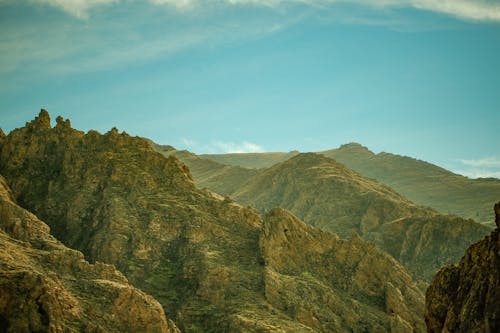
[495,201,500,227]
[425,204,500,332]
[0,176,177,333]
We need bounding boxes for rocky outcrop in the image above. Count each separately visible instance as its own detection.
[495,202,500,227]
[225,152,489,281]
[322,143,500,227]
[0,176,178,333]
[0,110,433,332]
[260,208,426,332]
[425,203,500,332]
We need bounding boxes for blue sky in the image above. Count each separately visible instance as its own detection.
[1,0,499,178]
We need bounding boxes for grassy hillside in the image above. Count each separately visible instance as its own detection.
[322,143,500,227]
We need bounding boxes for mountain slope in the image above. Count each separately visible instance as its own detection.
[0,176,178,333]
[261,208,426,332]
[0,110,429,332]
[230,153,490,281]
[202,151,299,169]
[425,203,500,332]
[154,144,257,196]
[322,143,500,227]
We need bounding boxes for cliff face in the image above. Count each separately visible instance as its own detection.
[0,110,430,332]
[424,203,500,333]
[225,152,489,281]
[0,176,178,333]
[260,208,426,333]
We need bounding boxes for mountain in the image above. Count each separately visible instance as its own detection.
[228,153,490,281]
[321,143,500,227]
[154,143,257,196]
[425,203,500,332]
[200,143,500,227]
[202,151,299,169]
[0,176,178,333]
[0,110,429,332]
[260,208,426,332]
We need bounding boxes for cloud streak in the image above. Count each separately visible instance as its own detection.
[12,0,500,22]
[152,0,500,22]
[461,157,500,168]
[179,138,265,153]
[453,157,500,179]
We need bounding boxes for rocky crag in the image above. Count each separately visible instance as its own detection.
[0,110,429,332]
[221,152,490,281]
[0,175,178,332]
[198,143,500,227]
[425,202,500,332]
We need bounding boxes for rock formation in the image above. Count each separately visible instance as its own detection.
[425,202,500,332]
[260,208,426,332]
[0,176,179,333]
[0,110,432,331]
[214,152,489,281]
[495,201,500,228]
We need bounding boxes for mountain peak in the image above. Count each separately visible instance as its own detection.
[29,108,51,129]
[338,142,374,155]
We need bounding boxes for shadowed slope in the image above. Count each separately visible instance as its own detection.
[0,110,431,332]
[425,203,500,332]
[0,176,178,333]
[322,143,500,227]
[230,153,490,281]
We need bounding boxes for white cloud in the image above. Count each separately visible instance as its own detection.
[453,157,500,179]
[212,141,264,153]
[454,169,500,179]
[178,138,264,153]
[32,0,118,19]
[461,157,500,168]
[150,0,500,22]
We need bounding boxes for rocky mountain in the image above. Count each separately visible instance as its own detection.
[225,153,490,281]
[200,143,500,227]
[0,176,178,333]
[425,203,500,332]
[0,110,430,332]
[321,143,500,227]
[202,151,300,169]
[154,143,257,196]
[260,208,426,333]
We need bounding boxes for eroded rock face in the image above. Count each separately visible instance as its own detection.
[260,208,427,333]
[425,202,500,333]
[224,152,489,282]
[0,176,178,333]
[0,110,432,332]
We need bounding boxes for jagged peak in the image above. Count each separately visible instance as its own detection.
[28,108,51,129]
[338,142,374,155]
[0,128,5,139]
[55,115,71,130]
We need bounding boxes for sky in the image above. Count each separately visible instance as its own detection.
[1,0,499,178]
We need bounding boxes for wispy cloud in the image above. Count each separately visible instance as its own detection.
[453,157,500,179]
[460,157,500,168]
[8,0,500,22]
[30,0,118,19]
[179,138,264,153]
[151,0,500,22]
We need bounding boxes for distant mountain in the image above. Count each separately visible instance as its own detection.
[0,176,178,333]
[211,153,489,281]
[202,151,300,169]
[154,143,257,196]
[200,143,500,227]
[0,110,430,332]
[322,143,500,227]
[425,203,500,332]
